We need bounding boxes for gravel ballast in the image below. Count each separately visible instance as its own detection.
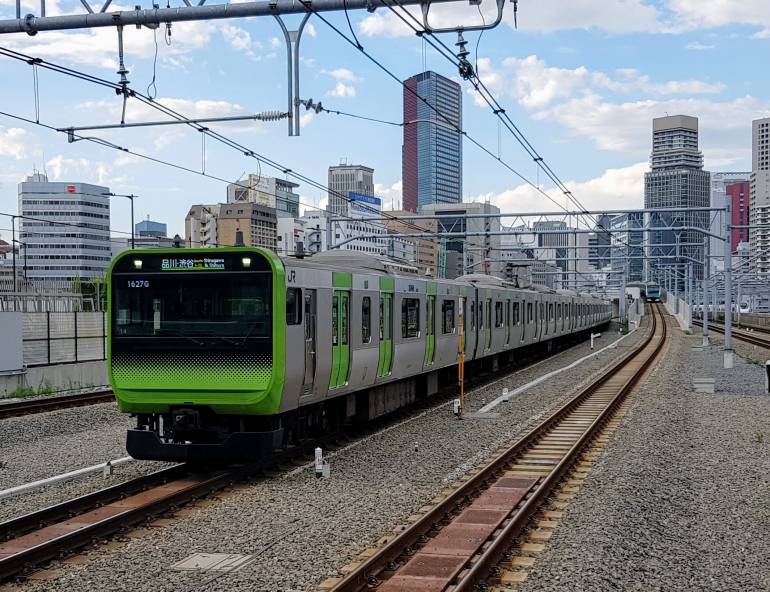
[9,323,649,592]
[0,404,172,522]
[519,312,770,592]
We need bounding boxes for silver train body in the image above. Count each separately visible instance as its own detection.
[279,251,612,419]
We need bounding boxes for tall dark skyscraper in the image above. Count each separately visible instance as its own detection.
[644,115,710,287]
[402,71,462,213]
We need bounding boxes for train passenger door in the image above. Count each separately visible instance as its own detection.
[330,290,350,389]
[424,293,435,366]
[377,293,393,377]
[302,290,316,394]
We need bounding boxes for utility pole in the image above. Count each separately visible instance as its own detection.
[723,198,733,369]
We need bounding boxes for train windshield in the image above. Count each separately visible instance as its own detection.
[113,273,272,339]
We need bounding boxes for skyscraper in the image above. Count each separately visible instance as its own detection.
[750,117,770,276]
[644,115,710,288]
[327,164,374,216]
[402,71,462,212]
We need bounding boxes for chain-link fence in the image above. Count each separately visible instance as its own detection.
[23,312,107,366]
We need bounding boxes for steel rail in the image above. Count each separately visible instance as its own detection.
[0,389,114,420]
[693,320,770,349]
[329,304,666,592]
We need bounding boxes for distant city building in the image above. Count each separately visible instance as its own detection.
[709,172,751,274]
[111,218,173,258]
[402,71,463,212]
[18,173,111,283]
[218,202,277,250]
[185,204,221,247]
[726,182,750,252]
[587,214,612,270]
[327,164,374,217]
[227,175,300,218]
[135,219,167,238]
[276,215,307,256]
[300,210,330,254]
[610,212,644,286]
[419,202,500,279]
[644,115,710,287]
[530,221,592,289]
[750,117,770,276]
[383,210,440,276]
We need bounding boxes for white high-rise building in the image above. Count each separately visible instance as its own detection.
[327,164,374,216]
[710,172,751,275]
[750,117,770,276]
[18,173,111,283]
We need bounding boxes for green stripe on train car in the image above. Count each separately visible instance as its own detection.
[333,271,352,289]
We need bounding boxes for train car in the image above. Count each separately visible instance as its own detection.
[645,282,661,302]
[108,248,612,463]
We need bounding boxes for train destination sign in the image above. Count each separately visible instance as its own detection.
[161,257,226,271]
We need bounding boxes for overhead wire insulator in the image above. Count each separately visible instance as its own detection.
[455,31,474,80]
[255,110,289,122]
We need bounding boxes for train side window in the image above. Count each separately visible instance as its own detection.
[332,295,338,345]
[495,301,504,328]
[362,296,371,343]
[442,300,455,334]
[286,288,302,325]
[402,298,420,338]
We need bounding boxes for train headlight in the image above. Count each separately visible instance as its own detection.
[133,259,142,269]
[241,257,252,268]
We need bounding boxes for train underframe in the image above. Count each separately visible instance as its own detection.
[126,324,609,465]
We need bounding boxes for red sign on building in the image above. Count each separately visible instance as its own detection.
[66,185,76,194]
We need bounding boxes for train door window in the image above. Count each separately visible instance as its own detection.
[478,301,483,329]
[402,298,420,338]
[362,296,371,343]
[527,302,533,323]
[513,302,520,325]
[341,294,349,345]
[332,294,339,345]
[442,300,455,334]
[286,288,302,325]
[495,301,504,328]
[427,296,435,337]
[549,303,554,321]
[505,299,511,345]
[470,300,476,330]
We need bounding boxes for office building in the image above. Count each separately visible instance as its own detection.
[402,71,463,212]
[750,117,770,276]
[587,214,612,270]
[227,175,300,218]
[610,212,644,285]
[111,218,174,257]
[383,210,440,275]
[18,173,111,282]
[327,164,374,217]
[644,115,710,287]
[530,221,592,289]
[419,202,500,279]
[218,202,277,250]
[726,182,750,252]
[276,215,307,256]
[185,204,221,247]
[709,172,751,274]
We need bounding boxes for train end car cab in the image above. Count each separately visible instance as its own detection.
[108,248,286,462]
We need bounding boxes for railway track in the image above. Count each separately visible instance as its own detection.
[0,463,249,582]
[325,304,667,592]
[692,320,770,349]
[0,389,115,420]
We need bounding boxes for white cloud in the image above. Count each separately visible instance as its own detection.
[0,127,33,160]
[472,163,649,215]
[323,68,362,82]
[305,22,317,37]
[482,55,724,110]
[270,36,282,49]
[752,29,770,39]
[300,111,315,128]
[509,0,663,33]
[374,180,402,210]
[666,0,770,32]
[325,82,357,98]
[685,41,715,50]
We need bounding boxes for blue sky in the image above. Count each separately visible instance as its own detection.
[0,0,768,240]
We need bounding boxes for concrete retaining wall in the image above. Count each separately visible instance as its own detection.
[0,360,108,398]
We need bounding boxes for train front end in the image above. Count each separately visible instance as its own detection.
[107,248,285,463]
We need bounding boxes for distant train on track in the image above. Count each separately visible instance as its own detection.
[107,248,612,463]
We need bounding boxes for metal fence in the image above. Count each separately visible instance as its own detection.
[23,312,107,366]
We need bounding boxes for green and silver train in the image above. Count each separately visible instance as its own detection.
[108,247,612,463]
